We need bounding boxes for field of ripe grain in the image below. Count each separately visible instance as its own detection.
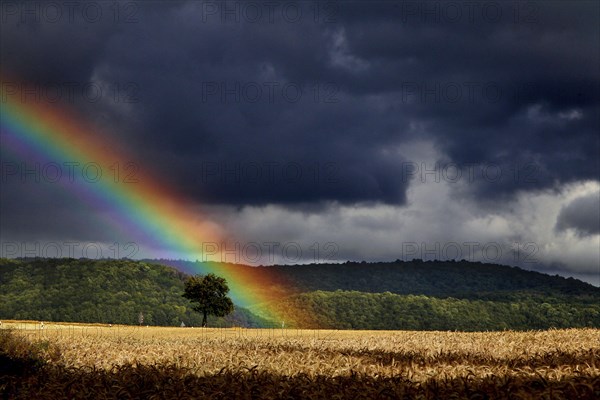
[1,321,599,399]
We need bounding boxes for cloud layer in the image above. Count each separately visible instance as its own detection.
[1,1,598,284]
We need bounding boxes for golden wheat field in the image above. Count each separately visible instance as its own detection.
[1,321,599,399]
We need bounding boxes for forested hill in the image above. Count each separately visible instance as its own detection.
[0,258,267,327]
[162,259,600,301]
[163,259,600,330]
[1,258,599,330]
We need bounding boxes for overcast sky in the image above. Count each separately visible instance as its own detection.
[1,1,598,285]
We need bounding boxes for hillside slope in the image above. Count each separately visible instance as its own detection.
[268,290,600,330]
[2,258,599,329]
[166,259,600,301]
[168,259,600,329]
[0,258,267,327]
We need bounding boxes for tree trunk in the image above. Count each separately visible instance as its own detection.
[202,311,207,327]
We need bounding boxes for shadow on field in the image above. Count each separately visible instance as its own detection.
[3,363,599,400]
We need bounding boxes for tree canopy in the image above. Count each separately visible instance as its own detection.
[182,274,234,327]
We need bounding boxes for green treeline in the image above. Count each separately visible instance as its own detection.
[2,258,599,330]
[241,260,598,299]
[0,258,266,327]
[168,259,599,303]
[277,290,600,330]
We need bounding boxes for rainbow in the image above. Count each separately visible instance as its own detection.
[0,78,304,325]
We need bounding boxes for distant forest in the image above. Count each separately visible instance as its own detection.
[1,258,599,330]
[0,258,267,327]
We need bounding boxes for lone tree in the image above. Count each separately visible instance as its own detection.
[183,273,234,327]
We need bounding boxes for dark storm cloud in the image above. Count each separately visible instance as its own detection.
[329,1,600,200]
[0,1,120,83]
[0,181,122,243]
[556,191,600,237]
[1,0,598,207]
